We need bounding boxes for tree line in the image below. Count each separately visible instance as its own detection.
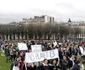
[0,23,80,40]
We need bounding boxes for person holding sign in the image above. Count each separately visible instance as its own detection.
[37,59,49,70]
[49,59,60,70]
[60,55,68,70]
[23,63,37,70]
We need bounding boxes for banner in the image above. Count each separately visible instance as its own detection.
[31,45,42,52]
[25,49,59,63]
[18,43,28,50]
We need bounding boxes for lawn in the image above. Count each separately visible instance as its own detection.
[0,52,12,70]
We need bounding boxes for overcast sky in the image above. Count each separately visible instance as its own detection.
[0,0,85,23]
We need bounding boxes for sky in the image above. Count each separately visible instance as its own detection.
[0,0,85,23]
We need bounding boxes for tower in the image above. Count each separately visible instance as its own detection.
[68,18,71,25]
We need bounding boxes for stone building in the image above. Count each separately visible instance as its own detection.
[22,15,54,24]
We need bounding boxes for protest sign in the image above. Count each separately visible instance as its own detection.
[79,46,85,55]
[25,49,59,63]
[31,45,42,52]
[53,41,57,47]
[18,43,28,50]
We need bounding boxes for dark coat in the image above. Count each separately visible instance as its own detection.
[49,65,59,70]
[70,64,80,70]
[59,51,63,60]
[37,65,49,70]
[68,59,73,69]
[60,60,68,70]
[23,64,36,70]
[5,48,10,56]
[42,66,49,70]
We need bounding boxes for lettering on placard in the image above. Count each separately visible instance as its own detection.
[35,53,41,59]
[40,52,45,59]
[50,51,55,58]
[30,54,34,61]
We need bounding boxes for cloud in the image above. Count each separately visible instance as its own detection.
[0,0,85,23]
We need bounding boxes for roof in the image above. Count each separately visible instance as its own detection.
[79,23,85,26]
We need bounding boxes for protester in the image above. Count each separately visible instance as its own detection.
[1,42,5,56]
[42,59,49,70]
[78,56,84,70]
[9,45,13,61]
[37,59,49,70]
[70,59,80,70]
[5,45,10,62]
[67,55,75,69]
[12,47,16,61]
[60,55,68,70]
[10,56,21,70]
[51,59,60,70]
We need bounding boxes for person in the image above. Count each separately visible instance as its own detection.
[42,59,49,70]
[66,47,71,58]
[60,55,68,70]
[12,47,16,61]
[50,59,60,70]
[5,45,10,62]
[80,64,84,70]
[1,43,5,56]
[79,44,85,64]
[69,44,75,56]
[9,45,13,61]
[59,48,63,60]
[47,44,52,50]
[37,59,49,70]
[10,56,21,70]
[70,60,80,70]
[78,57,84,70]
[68,55,75,69]
[31,63,36,70]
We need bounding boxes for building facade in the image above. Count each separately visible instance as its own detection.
[22,15,54,24]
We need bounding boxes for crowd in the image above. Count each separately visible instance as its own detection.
[0,39,85,70]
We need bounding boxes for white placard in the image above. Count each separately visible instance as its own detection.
[31,45,42,52]
[53,41,57,47]
[79,46,85,55]
[18,43,28,50]
[25,49,59,63]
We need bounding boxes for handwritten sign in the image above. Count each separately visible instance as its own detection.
[25,49,59,63]
[18,43,28,50]
[31,45,42,52]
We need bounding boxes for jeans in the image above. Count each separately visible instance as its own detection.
[6,56,10,62]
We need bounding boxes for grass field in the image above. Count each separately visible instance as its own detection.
[0,52,12,70]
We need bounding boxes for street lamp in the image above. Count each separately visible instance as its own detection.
[19,24,22,40]
[68,18,71,39]
[58,26,60,40]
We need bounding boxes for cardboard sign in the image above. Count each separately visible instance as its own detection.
[18,43,28,50]
[31,45,42,52]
